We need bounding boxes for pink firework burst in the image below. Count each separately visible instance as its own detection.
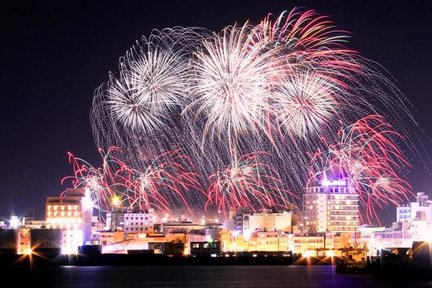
[63,147,202,218]
[206,151,297,216]
[308,115,413,224]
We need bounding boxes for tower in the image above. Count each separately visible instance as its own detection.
[303,179,359,233]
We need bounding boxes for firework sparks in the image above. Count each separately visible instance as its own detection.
[63,147,202,218]
[206,152,296,215]
[86,8,420,219]
[308,115,413,224]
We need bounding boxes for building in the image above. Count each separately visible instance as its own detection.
[162,221,204,235]
[106,208,156,236]
[303,179,359,233]
[227,207,251,232]
[190,241,221,257]
[45,188,92,253]
[396,192,432,223]
[29,229,63,256]
[242,209,293,239]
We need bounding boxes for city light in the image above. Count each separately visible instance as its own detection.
[9,216,20,229]
[321,179,347,187]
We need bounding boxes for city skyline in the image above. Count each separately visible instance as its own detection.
[1,0,432,226]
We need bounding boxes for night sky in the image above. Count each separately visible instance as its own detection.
[1,0,432,224]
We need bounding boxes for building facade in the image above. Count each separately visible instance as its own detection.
[242,210,293,239]
[107,208,156,236]
[396,192,432,223]
[304,179,359,233]
[45,188,92,253]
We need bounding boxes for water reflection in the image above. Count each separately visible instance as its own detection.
[4,265,431,288]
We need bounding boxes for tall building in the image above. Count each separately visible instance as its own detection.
[303,179,359,233]
[45,188,92,253]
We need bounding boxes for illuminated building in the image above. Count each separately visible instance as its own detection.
[190,241,221,257]
[106,208,156,236]
[242,209,293,240]
[162,221,204,234]
[98,230,124,246]
[45,188,92,253]
[227,207,251,233]
[397,192,432,223]
[303,179,359,233]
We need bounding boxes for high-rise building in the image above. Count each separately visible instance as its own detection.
[303,179,359,233]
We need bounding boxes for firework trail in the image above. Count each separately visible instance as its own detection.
[206,152,297,216]
[308,115,413,224]
[86,7,421,219]
[91,27,210,168]
[62,147,202,218]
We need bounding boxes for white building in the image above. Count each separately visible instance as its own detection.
[396,192,432,223]
[242,209,293,240]
[304,179,359,233]
[106,208,156,236]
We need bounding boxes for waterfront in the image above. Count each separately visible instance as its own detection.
[4,265,431,288]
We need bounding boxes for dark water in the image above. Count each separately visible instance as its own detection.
[4,265,432,288]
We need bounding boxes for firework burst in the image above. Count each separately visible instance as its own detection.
[85,8,422,220]
[63,147,202,218]
[206,152,297,215]
[308,115,413,224]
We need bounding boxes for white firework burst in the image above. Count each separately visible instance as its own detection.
[107,47,189,132]
[185,23,281,144]
[272,71,340,139]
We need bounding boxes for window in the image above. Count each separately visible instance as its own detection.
[192,243,200,248]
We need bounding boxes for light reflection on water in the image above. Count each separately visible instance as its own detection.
[5,265,432,288]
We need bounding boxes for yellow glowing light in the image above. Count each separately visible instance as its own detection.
[25,248,33,255]
[326,250,335,257]
[112,195,121,207]
[304,250,314,258]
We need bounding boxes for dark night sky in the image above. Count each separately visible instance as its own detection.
[1,0,432,224]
